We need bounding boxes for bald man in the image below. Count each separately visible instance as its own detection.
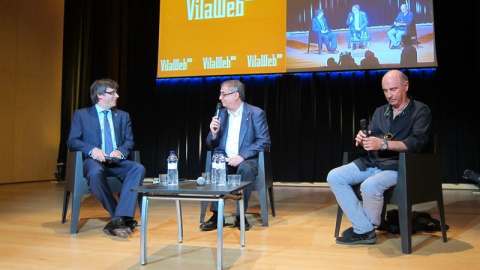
[327,70,431,245]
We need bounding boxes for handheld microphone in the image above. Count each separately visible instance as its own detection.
[213,102,222,131]
[360,119,368,137]
[215,102,222,117]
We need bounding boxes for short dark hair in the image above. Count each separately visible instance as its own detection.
[90,78,119,104]
[314,9,324,17]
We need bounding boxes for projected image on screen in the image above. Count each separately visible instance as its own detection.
[157,0,437,78]
[286,0,437,72]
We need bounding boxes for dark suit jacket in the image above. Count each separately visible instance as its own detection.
[67,105,134,159]
[312,16,331,33]
[206,102,271,160]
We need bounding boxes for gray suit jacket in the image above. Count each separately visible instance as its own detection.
[206,102,271,159]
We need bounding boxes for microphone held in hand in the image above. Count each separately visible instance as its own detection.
[213,102,222,131]
[360,119,368,137]
[215,102,222,118]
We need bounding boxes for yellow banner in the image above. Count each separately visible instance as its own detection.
[157,0,286,78]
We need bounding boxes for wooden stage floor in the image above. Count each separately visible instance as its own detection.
[1,181,479,269]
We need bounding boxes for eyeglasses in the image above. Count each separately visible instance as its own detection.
[384,132,394,140]
[105,90,118,95]
[219,92,235,98]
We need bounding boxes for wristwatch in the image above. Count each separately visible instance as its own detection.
[380,140,388,151]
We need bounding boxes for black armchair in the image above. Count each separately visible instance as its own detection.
[334,146,447,254]
[61,151,141,234]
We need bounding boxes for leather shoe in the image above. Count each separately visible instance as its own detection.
[103,218,132,238]
[124,219,138,231]
[232,216,252,231]
[199,216,225,231]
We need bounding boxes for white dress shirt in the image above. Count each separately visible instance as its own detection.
[225,103,244,158]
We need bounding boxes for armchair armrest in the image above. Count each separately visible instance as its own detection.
[342,151,368,165]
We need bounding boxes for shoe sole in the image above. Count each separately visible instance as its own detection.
[103,228,115,236]
[335,237,377,245]
[113,228,132,238]
[199,224,226,231]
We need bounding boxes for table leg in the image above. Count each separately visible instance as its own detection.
[239,194,245,247]
[140,195,149,265]
[217,198,224,270]
[175,199,183,243]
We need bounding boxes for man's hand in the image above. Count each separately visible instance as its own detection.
[107,150,123,159]
[226,155,244,167]
[355,130,367,147]
[91,148,122,162]
[210,116,221,136]
[91,148,107,162]
[360,136,383,151]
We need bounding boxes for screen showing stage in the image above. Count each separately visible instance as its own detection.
[157,0,437,78]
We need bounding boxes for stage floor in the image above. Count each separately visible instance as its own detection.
[286,24,436,71]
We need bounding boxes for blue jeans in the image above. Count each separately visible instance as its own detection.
[327,162,397,234]
[387,28,405,46]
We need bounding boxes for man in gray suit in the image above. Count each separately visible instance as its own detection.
[67,78,145,238]
[200,80,271,231]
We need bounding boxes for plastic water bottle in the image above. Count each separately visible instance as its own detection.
[211,151,219,185]
[167,151,178,185]
[216,152,227,186]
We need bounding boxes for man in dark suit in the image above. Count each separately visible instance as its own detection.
[312,9,338,54]
[67,78,145,238]
[200,80,271,231]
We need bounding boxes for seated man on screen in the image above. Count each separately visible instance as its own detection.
[67,78,145,238]
[312,9,338,54]
[327,70,431,245]
[387,4,414,49]
[346,4,369,49]
[200,80,271,231]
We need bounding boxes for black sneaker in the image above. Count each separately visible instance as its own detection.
[341,227,354,237]
[336,230,376,245]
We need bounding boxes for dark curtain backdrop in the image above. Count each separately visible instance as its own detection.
[59,0,480,184]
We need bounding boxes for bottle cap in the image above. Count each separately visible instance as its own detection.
[196,177,205,186]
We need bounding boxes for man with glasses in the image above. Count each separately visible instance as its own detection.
[327,70,431,245]
[200,80,271,231]
[67,78,145,238]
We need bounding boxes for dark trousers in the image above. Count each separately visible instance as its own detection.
[209,158,258,217]
[83,158,145,218]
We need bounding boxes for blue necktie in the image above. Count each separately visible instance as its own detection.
[103,110,113,154]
